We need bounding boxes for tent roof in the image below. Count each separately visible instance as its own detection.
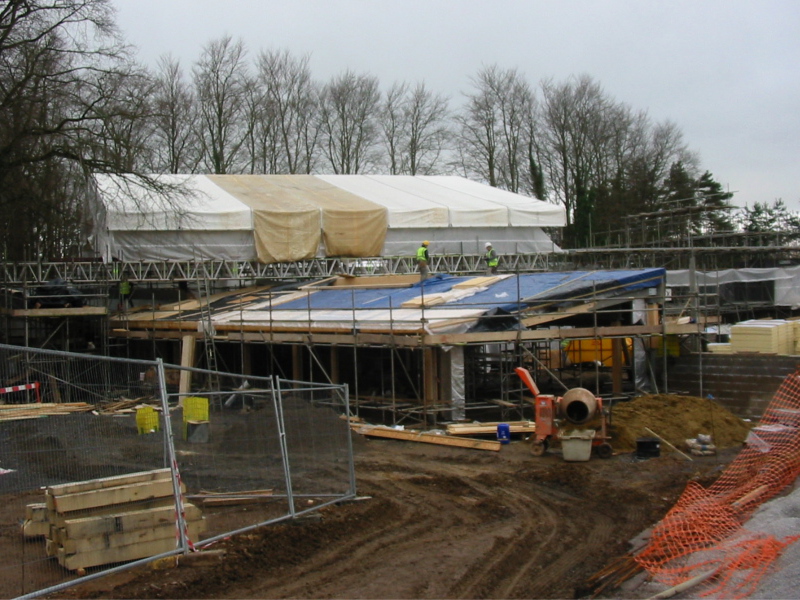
[315,174,565,228]
[96,174,253,231]
[98,174,566,232]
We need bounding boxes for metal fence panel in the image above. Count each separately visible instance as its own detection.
[276,379,355,507]
[163,366,293,547]
[0,344,174,599]
[0,345,356,599]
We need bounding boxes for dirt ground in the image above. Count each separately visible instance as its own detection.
[55,403,746,600]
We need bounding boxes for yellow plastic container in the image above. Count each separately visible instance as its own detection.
[183,396,209,422]
[183,396,209,440]
[136,406,160,434]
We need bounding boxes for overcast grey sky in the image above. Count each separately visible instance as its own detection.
[112,0,800,211]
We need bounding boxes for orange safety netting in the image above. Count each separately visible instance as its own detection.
[634,367,800,598]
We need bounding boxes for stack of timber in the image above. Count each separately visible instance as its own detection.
[446,421,536,436]
[0,402,92,421]
[352,423,501,451]
[26,468,205,571]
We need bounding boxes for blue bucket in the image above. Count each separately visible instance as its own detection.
[497,423,511,444]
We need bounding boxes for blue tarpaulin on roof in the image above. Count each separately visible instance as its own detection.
[447,269,666,313]
[275,269,665,314]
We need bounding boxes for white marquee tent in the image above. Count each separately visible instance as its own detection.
[93,174,565,263]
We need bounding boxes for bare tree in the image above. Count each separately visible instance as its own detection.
[455,65,534,192]
[0,0,156,259]
[539,75,618,228]
[255,49,319,174]
[317,70,381,174]
[193,35,250,174]
[94,65,158,172]
[381,82,450,175]
[149,55,199,173]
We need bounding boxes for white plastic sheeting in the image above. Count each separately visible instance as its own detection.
[97,174,252,231]
[667,266,800,308]
[448,345,466,421]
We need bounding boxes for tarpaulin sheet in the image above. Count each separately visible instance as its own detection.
[273,275,473,310]
[444,269,666,313]
[316,174,450,228]
[277,175,387,257]
[667,266,800,308]
[272,269,664,314]
[96,174,255,261]
[207,175,320,263]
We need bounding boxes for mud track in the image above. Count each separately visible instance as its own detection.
[62,435,735,600]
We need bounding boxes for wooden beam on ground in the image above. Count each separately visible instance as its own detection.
[352,424,501,451]
[61,519,205,555]
[60,504,202,540]
[50,478,177,514]
[446,421,536,436]
[47,469,171,498]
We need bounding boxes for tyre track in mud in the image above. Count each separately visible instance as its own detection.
[233,463,510,598]
[62,440,729,600]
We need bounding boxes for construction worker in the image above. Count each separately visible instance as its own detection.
[417,241,431,281]
[118,274,133,311]
[484,242,499,275]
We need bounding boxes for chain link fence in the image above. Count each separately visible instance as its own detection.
[0,343,354,599]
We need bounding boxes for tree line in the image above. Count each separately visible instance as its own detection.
[0,0,795,261]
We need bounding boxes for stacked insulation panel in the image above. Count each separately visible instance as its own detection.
[729,320,795,355]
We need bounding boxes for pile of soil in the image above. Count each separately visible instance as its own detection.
[609,393,752,452]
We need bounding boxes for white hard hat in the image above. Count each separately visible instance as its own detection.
[485,242,492,247]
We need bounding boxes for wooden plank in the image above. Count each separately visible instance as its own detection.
[353,424,501,451]
[179,334,196,398]
[47,468,171,497]
[446,421,536,436]
[50,496,177,526]
[26,502,48,521]
[60,503,201,540]
[58,520,206,571]
[52,479,177,514]
[23,519,50,538]
[61,518,206,554]
[11,307,107,317]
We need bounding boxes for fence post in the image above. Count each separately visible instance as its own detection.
[343,383,357,497]
[156,358,190,553]
[274,376,296,517]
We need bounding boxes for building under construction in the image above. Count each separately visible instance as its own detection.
[2,174,799,424]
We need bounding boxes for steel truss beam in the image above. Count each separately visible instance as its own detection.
[0,254,556,285]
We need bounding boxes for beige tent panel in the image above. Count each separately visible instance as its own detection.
[208,175,320,264]
[275,175,387,257]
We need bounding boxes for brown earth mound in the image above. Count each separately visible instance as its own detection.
[610,393,751,452]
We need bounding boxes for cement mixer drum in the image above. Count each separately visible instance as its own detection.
[559,387,598,425]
